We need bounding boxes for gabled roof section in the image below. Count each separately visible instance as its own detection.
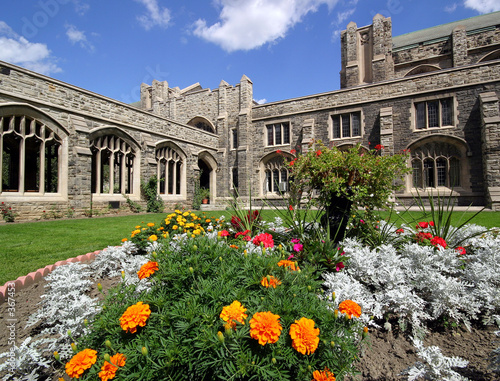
[393,11,500,50]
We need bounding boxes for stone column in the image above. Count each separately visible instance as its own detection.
[237,75,253,199]
[452,25,467,67]
[372,14,394,83]
[479,92,500,209]
[341,21,359,88]
[379,107,393,156]
[217,80,229,197]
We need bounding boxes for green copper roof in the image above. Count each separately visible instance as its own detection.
[393,11,500,50]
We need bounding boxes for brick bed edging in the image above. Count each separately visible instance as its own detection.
[0,250,102,304]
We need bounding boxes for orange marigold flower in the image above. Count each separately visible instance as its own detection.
[260,275,282,288]
[147,222,155,227]
[98,353,126,381]
[249,311,282,345]
[121,238,128,242]
[137,261,159,280]
[277,259,300,271]
[338,300,361,319]
[119,302,151,333]
[229,244,239,249]
[289,317,320,355]
[148,234,158,242]
[220,300,248,326]
[65,348,97,378]
[312,367,336,381]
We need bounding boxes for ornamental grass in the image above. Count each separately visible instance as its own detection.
[73,235,363,380]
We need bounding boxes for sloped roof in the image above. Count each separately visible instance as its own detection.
[393,11,500,49]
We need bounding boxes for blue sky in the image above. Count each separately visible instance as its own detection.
[1,0,499,105]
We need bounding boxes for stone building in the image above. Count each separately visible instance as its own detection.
[1,12,500,221]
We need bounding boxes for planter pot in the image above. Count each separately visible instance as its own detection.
[321,192,352,243]
[202,199,209,204]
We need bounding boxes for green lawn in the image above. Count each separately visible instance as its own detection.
[1,209,499,285]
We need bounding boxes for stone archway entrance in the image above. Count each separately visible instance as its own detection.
[198,159,211,190]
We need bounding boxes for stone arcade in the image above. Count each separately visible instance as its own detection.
[1,12,500,221]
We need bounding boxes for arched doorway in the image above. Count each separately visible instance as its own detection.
[198,159,211,190]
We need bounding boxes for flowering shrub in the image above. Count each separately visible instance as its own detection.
[0,201,17,222]
[73,235,364,380]
[288,140,410,212]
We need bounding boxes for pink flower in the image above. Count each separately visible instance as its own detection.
[291,238,300,244]
[456,246,466,255]
[252,233,274,248]
[360,219,365,224]
[430,236,447,248]
[336,262,345,272]
[293,243,303,253]
[287,254,295,260]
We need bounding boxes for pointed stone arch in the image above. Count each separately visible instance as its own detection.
[197,151,218,201]
[155,140,186,199]
[187,116,216,134]
[259,151,293,196]
[478,49,500,63]
[404,64,441,77]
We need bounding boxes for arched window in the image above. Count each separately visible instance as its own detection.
[91,135,135,194]
[1,114,62,194]
[262,154,291,194]
[187,117,216,134]
[156,145,183,196]
[410,141,462,190]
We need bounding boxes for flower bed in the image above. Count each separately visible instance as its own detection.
[0,211,499,380]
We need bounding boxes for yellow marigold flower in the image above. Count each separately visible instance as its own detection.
[121,238,128,242]
[163,233,168,238]
[135,225,141,229]
[277,260,300,271]
[148,234,158,242]
[190,213,196,218]
[249,311,282,345]
[147,222,155,227]
[312,368,336,381]
[119,302,151,333]
[65,348,97,378]
[220,301,248,327]
[338,300,362,319]
[172,225,178,230]
[175,209,182,214]
[260,275,281,288]
[137,261,159,280]
[131,229,141,237]
[164,219,171,225]
[289,317,320,355]
[183,211,189,216]
[98,353,126,381]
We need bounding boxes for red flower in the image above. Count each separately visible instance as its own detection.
[456,246,466,255]
[219,230,230,237]
[252,233,274,248]
[416,221,429,229]
[290,160,295,166]
[335,262,344,272]
[276,149,282,154]
[289,205,293,211]
[374,144,384,150]
[316,150,322,157]
[430,236,447,248]
[415,232,433,242]
[396,228,404,234]
[429,221,435,227]
[290,149,296,155]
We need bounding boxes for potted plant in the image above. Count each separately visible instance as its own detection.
[288,141,410,241]
[199,188,211,204]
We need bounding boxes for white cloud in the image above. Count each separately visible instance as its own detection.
[65,24,94,52]
[0,21,61,75]
[193,0,339,52]
[445,3,458,12]
[464,0,500,13]
[135,0,171,30]
[254,98,267,104]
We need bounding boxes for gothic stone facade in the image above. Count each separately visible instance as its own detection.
[1,12,500,221]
